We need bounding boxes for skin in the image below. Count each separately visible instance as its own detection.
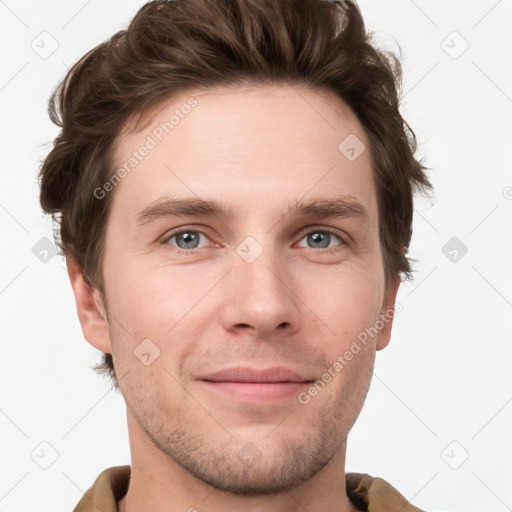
[68,84,400,512]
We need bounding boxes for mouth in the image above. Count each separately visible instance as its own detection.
[198,366,314,402]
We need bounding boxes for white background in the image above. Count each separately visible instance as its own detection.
[0,1,511,511]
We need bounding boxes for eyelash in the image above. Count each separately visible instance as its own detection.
[161,226,348,255]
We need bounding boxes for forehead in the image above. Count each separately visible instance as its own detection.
[109,84,377,223]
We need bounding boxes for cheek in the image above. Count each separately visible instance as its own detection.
[303,269,381,408]
[103,257,211,349]
[298,262,384,336]
[104,266,194,398]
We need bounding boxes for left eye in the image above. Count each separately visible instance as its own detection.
[297,230,344,250]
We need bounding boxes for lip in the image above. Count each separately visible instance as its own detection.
[198,366,312,383]
[198,366,314,402]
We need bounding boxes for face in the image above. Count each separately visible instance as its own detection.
[79,84,399,495]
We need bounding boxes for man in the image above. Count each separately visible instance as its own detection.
[39,0,432,510]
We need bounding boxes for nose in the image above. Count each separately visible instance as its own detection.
[219,241,302,339]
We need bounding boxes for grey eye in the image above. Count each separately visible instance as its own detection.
[169,231,205,249]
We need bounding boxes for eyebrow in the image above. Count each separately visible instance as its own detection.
[136,196,370,227]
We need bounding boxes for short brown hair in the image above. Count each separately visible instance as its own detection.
[39,0,432,389]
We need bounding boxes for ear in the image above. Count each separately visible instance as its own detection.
[66,255,112,354]
[376,276,401,351]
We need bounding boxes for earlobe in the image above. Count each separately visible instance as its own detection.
[66,255,112,354]
[376,277,401,351]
